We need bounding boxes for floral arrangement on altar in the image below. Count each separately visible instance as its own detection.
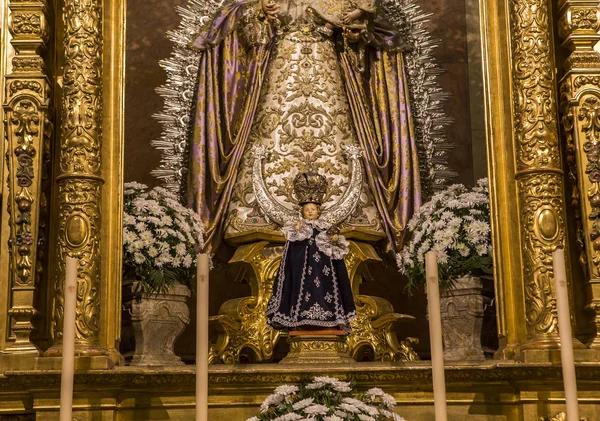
[122,182,204,293]
[246,376,405,421]
[396,178,492,291]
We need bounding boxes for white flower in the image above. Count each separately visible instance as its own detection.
[456,243,470,257]
[139,230,154,245]
[292,398,314,410]
[476,243,489,256]
[273,414,304,421]
[304,404,329,415]
[339,403,360,413]
[134,222,147,232]
[260,393,284,413]
[274,385,299,396]
[357,415,375,421]
[145,246,157,256]
[175,243,187,256]
[123,213,136,225]
[134,252,145,264]
[123,229,136,245]
[161,215,173,226]
[183,254,193,268]
[324,416,344,421]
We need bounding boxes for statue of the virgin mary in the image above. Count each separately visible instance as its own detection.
[186,0,422,252]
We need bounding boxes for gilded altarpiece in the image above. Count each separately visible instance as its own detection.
[1,0,600,418]
[558,0,600,349]
[2,0,52,358]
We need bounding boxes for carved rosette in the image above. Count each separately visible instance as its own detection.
[558,0,600,348]
[509,0,570,348]
[2,0,52,354]
[48,0,105,354]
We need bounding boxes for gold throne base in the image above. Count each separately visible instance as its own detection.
[279,330,355,364]
[208,240,419,364]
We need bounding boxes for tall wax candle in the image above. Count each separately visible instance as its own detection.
[425,251,448,421]
[59,256,78,421]
[552,248,579,421]
[196,253,210,421]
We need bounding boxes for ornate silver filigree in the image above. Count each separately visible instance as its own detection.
[151,0,454,198]
[252,144,364,227]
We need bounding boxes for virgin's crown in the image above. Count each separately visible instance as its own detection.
[293,171,327,205]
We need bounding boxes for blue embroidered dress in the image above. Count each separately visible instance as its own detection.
[266,218,357,332]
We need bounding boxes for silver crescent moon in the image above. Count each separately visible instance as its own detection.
[251,144,363,227]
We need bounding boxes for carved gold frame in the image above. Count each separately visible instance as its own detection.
[1,0,599,365]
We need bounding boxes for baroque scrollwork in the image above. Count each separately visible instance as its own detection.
[558,0,600,347]
[49,0,105,352]
[510,0,560,170]
[3,0,53,354]
[518,173,565,337]
[509,0,568,345]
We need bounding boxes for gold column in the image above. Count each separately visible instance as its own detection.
[558,0,600,348]
[508,0,578,352]
[1,0,52,357]
[480,0,528,359]
[45,0,107,357]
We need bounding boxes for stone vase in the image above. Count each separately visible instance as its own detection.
[129,282,191,366]
[439,275,494,361]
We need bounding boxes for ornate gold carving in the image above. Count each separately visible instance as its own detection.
[12,57,45,73]
[47,0,105,355]
[2,0,52,355]
[10,12,44,36]
[209,242,283,364]
[280,333,354,364]
[509,0,572,350]
[209,241,418,363]
[518,174,566,338]
[558,0,600,348]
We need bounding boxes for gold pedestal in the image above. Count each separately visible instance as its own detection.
[209,240,418,364]
[280,330,354,364]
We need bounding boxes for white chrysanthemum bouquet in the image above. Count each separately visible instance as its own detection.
[397,178,492,291]
[247,376,405,421]
[123,182,204,293]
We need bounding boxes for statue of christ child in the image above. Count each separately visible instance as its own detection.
[266,172,357,332]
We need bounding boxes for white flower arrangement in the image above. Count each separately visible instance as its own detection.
[396,178,492,291]
[247,376,405,421]
[123,182,204,293]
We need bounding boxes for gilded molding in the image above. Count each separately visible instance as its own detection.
[2,0,52,355]
[509,0,569,348]
[48,0,105,354]
[558,0,600,348]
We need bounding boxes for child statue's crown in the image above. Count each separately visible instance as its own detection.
[294,171,327,206]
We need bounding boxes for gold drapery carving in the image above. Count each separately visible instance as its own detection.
[558,0,600,348]
[508,0,572,350]
[46,0,105,355]
[1,0,52,355]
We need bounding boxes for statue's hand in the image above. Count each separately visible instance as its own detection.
[342,8,363,24]
[295,220,302,231]
[262,0,280,20]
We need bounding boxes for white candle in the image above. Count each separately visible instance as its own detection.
[425,251,448,421]
[196,253,210,421]
[552,248,579,421]
[60,256,78,421]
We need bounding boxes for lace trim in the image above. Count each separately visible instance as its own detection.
[315,231,349,260]
[266,310,357,332]
[282,220,313,242]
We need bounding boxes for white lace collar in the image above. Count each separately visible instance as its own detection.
[302,217,331,231]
